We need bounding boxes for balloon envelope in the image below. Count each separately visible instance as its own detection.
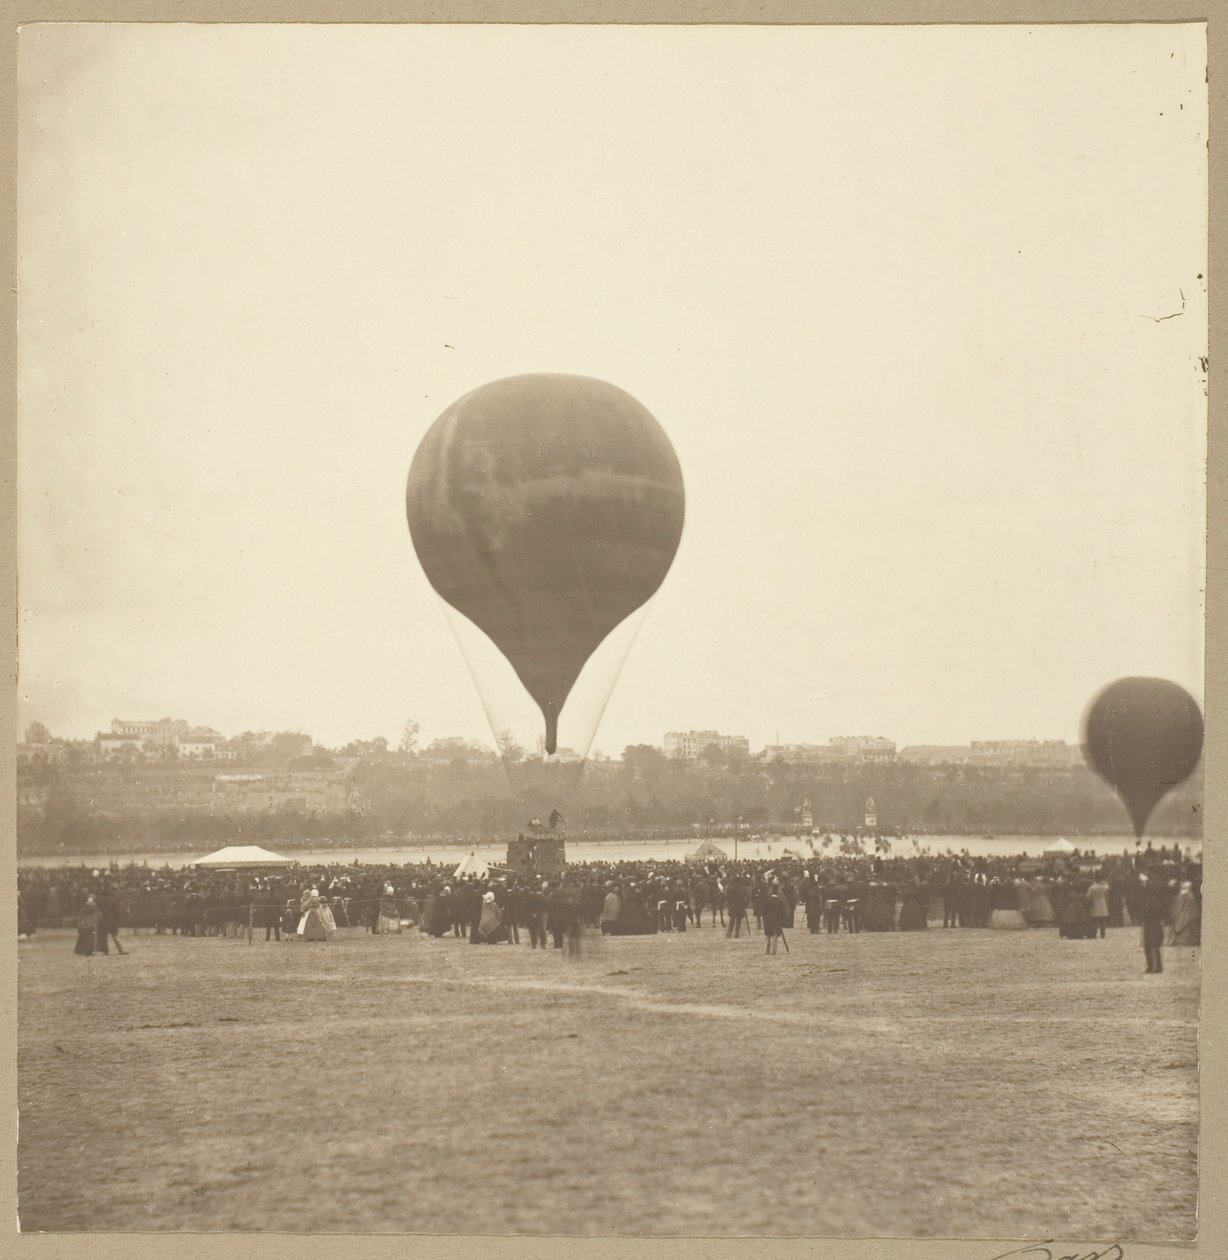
[407,374,685,753]
[1081,677,1203,838]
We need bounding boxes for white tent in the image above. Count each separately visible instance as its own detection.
[453,851,491,880]
[192,844,294,869]
[687,840,728,863]
[1044,837,1076,854]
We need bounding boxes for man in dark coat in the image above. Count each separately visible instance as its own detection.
[256,882,283,941]
[95,887,127,955]
[1140,874,1168,974]
[825,883,846,934]
[805,882,825,933]
[724,878,751,938]
[942,873,962,928]
[500,883,523,945]
[762,883,787,955]
[523,884,548,949]
[545,882,568,949]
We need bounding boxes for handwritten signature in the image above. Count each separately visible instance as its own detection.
[990,1244,1124,1260]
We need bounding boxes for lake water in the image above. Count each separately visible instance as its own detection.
[16,833,1194,870]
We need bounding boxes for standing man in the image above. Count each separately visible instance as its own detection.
[545,882,567,950]
[524,882,548,950]
[762,882,787,956]
[942,872,961,928]
[501,881,523,945]
[95,885,128,955]
[825,882,845,935]
[1139,873,1167,974]
[1086,871,1110,939]
[805,880,825,934]
[725,877,751,938]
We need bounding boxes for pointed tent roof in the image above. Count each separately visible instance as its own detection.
[193,844,293,868]
[453,851,492,880]
[1045,837,1076,853]
[687,839,729,862]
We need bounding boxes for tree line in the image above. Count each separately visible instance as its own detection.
[16,743,1202,855]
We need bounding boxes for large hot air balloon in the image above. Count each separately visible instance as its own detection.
[1081,677,1204,838]
[407,373,685,755]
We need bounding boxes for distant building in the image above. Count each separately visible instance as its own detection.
[760,742,836,764]
[177,727,225,759]
[829,736,897,764]
[968,740,1082,768]
[95,717,232,761]
[97,732,150,759]
[212,770,352,813]
[897,745,973,765]
[664,730,751,761]
[898,741,1082,768]
[110,717,189,748]
[17,725,57,769]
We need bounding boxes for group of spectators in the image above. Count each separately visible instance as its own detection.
[18,841,1202,963]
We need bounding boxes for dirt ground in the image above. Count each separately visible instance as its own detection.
[17,920,1198,1237]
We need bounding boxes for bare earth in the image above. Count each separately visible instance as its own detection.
[17,922,1198,1237]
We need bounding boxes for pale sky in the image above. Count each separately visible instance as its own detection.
[17,23,1207,757]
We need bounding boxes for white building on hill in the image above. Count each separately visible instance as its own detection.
[664,730,751,761]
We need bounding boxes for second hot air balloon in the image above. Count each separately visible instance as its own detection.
[1081,676,1204,839]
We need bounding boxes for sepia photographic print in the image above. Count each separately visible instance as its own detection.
[8,13,1223,1258]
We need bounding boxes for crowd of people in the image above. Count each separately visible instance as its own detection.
[19,841,1202,971]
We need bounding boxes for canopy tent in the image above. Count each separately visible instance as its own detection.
[1044,837,1076,854]
[687,840,728,863]
[453,851,492,880]
[192,844,294,869]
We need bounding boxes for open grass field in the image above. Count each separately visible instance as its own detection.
[17,921,1198,1238]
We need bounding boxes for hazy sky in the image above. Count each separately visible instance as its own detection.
[18,23,1207,756]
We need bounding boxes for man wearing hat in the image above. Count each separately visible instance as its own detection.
[500,881,523,945]
[524,882,547,949]
[95,884,127,955]
[1138,873,1168,974]
[1086,872,1110,939]
[545,881,568,949]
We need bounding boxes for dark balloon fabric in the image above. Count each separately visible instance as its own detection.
[1081,677,1204,838]
[407,374,685,752]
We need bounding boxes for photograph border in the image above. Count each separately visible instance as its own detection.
[2,4,1222,1259]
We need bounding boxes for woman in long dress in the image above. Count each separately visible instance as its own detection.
[298,889,336,942]
[1024,877,1056,927]
[1058,887,1093,939]
[989,878,1028,930]
[1170,881,1200,946]
[399,891,420,929]
[897,882,928,931]
[477,891,504,943]
[424,885,452,936]
[373,884,402,935]
[600,884,622,935]
[74,896,101,956]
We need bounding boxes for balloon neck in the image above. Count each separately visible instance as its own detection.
[543,710,558,757]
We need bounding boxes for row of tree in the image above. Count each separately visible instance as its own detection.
[16,751,1202,854]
